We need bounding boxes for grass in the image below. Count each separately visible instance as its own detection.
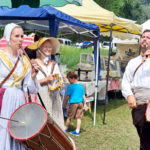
[60,45,139,149]
[60,45,111,70]
[66,99,139,150]
[60,45,93,69]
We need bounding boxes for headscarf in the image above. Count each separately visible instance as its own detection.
[3,23,20,43]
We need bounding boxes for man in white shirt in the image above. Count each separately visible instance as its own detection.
[122,30,150,150]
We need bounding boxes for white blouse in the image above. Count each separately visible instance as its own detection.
[0,51,40,93]
[0,50,40,150]
[36,61,62,80]
[121,55,150,99]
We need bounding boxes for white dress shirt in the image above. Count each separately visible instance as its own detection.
[121,55,150,99]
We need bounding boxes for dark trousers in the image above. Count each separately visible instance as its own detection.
[132,104,150,150]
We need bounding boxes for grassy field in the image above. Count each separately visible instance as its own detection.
[66,99,139,150]
[60,45,139,150]
[60,45,110,70]
[60,45,93,69]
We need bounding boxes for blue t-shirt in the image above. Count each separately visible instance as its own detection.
[66,83,85,105]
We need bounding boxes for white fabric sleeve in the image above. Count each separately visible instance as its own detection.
[121,61,134,100]
[23,69,41,93]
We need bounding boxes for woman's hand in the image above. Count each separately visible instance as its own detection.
[31,63,40,80]
[46,74,54,83]
[127,95,137,108]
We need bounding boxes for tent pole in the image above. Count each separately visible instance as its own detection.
[49,18,59,37]
[93,36,100,126]
[103,23,113,124]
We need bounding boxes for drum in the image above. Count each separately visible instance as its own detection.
[8,103,76,150]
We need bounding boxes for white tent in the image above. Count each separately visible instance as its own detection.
[114,38,139,61]
[142,20,150,32]
[113,38,139,44]
[56,0,142,39]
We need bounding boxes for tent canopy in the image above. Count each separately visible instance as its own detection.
[142,20,150,32]
[113,38,139,44]
[56,0,142,38]
[0,4,100,125]
[0,5,99,33]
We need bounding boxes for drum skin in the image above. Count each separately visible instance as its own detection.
[8,103,76,150]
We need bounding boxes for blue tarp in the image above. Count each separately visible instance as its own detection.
[0,5,100,79]
[0,4,101,125]
[0,5,99,32]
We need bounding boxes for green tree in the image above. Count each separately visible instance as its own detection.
[140,0,150,4]
[119,0,133,19]
[119,0,148,24]
[94,0,150,24]
[94,0,123,16]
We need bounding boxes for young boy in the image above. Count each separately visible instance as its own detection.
[64,71,88,136]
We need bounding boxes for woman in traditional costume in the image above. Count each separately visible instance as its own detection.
[28,37,65,130]
[0,23,40,150]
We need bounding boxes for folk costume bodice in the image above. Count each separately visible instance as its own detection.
[0,50,30,88]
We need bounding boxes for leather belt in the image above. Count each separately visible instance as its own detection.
[136,103,148,107]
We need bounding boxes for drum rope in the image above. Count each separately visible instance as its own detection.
[26,139,47,150]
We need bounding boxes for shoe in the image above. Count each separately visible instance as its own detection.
[70,130,80,136]
[65,129,68,132]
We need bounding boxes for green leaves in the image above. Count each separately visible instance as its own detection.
[94,0,150,24]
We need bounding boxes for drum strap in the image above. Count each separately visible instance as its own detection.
[36,61,56,110]
[40,60,56,77]
[33,60,56,110]
[37,93,47,110]
[0,57,19,87]
[27,87,32,103]
[133,56,146,77]
[50,61,56,74]
[133,62,143,77]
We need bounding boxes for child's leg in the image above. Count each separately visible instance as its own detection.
[76,118,81,133]
[65,118,71,128]
[76,118,81,130]
[74,103,83,133]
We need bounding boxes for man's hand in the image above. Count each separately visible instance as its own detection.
[127,95,137,108]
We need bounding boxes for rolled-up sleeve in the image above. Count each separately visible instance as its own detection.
[121,61,134,100]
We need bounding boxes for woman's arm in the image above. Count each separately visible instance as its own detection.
[23,69,41,93]
[39,75,54,86]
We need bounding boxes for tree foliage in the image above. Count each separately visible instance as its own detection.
[94,0,150,24]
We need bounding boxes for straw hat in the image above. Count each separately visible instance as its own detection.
[27,37,60,54]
